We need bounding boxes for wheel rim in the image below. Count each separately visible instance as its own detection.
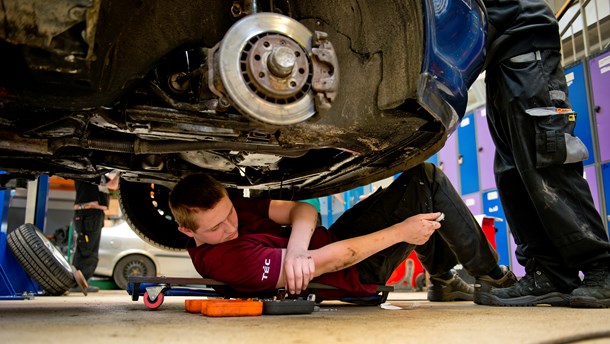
[35,230,73,273]
[7,224,76,295]
[123,260,151,278]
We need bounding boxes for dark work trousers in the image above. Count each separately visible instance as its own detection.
[485,49,610,291]
[72,209,105,280]
[328,163,499,285]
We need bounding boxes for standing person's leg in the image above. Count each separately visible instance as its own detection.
[481,49,610,307]
[480,52,574,306]
[72,209,105,280]
[496,167,580,290]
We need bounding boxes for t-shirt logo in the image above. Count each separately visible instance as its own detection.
[261,258,271,281]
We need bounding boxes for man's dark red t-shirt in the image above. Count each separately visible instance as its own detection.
[187,195,378,299]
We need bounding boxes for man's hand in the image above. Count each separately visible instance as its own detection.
[270,200,319,295]
[283,248,315,295]
[394,212,441,245]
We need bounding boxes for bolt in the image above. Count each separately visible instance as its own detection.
[68,6,87,21]
[267,46,296,78]
[231,2,242,17]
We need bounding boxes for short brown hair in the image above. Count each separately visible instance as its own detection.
[169,174,227,230]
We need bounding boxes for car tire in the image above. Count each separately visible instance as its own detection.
[118,179,189,250]
[6,223,77,295]
[112,254,157,290]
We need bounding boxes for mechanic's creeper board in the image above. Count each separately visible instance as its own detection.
[128,276,392,310]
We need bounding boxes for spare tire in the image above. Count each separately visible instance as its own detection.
[7,223,76,295]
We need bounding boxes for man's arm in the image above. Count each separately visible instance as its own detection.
[105,171,120,191]
[268,200,319,294]
[274,212,441,289]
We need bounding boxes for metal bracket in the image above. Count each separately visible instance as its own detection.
[311,31,339,111]
[145,285,167,302]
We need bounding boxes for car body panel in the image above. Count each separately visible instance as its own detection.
[419,0,487,132]
[95,221,199,279]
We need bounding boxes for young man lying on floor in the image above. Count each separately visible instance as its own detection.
[168,163,516,302]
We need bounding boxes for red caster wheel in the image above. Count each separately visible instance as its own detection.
[143,291,165,309]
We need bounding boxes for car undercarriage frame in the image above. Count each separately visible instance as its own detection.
[0,0,486,248]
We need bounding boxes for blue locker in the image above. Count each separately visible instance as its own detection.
[319,196,330,228]
[565,63,596,166]
[346,186,367,208]
[458,112,480,195]
[482,190,510,268]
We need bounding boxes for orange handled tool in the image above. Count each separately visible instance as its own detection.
[185,299,263,317]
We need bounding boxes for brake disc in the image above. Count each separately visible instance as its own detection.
[214,13,318,125]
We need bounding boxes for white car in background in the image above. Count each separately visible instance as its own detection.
[95,221,199,290]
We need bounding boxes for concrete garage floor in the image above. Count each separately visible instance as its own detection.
[1,290,609,344]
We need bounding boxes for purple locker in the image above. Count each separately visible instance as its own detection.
[589,51,610,162]
[509,235,526,279]
[462,193,482,215]
[438,133,459,189]
[475,108,497,191]
[584,165,601,214]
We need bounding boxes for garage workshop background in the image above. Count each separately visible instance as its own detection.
[3,0,610,284]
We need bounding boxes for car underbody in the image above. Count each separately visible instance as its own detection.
[0,0,486,248]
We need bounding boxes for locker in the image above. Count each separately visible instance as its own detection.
[462,192,482,216]
[475,108,496,191]
[426,153,439,166]
[319,196,330,228]
[507,235,526,278]
[565,62,596,166]
[583,165,601,214]
[457,112,480,195]
[589,51,610,162]
[603,163,610,233]
[321,195,346,227]
[482,190,511,268]
[438,132,460,189]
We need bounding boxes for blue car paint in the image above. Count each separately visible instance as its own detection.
[419,0,487,132]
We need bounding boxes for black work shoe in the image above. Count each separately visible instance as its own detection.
[570,261,610,308]
[475,269,570,307]
[474,265,517,305]
[427,270,474,302]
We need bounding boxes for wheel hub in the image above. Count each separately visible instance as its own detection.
[125,261,147,276]
[245,33,311,103]
[209,12,338,125]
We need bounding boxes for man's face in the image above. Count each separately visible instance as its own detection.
[180,195,239,245]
